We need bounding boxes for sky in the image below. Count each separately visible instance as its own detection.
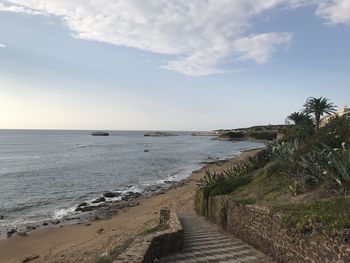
[0,0,349,131]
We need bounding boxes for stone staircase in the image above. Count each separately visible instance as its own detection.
[159,215,273,263]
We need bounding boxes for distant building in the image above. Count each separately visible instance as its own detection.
[320,107,350,127]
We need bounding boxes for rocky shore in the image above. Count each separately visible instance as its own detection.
[1,180,185,240]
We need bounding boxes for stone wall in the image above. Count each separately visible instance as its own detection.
[196,193,350,263]
[115,209,183,263]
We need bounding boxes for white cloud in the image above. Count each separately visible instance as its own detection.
[234,33,292,64]
[0,0,334,75]
[0,43,6,48]
[316,0,350,25]
[0,2,42,15]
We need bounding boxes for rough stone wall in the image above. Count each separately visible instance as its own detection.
[198,194,350,263]
[115,209,183,263]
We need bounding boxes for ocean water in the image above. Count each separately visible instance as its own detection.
[0,130,263,231]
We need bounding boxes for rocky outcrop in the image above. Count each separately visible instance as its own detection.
[144,132,178,137]
[103,192,120,198]
[91,131,109,136]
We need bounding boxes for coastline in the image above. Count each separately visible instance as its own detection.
[0,148,262,263]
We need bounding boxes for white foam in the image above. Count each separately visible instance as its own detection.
[53,206,76,219]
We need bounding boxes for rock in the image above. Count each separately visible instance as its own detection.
[42,222,49,226]
[18,232,28,237]
[75,206,95,212]
[85,223,91,226]
[78,202,88,207]
[65,217,80,221]
[127,202,140,207]
[144,149,149,152]
[96,228,104,234]
[22,254,39,263]
[124,191,142,198]
[0,215,4,220]
[26,226,36,231]
[103,192,120,198]
[51,219,60,225]
[144,131,178,137]
[91,131,109,136]
[75,203,107,212]
[7,228,17,238]
[92,197,106,204]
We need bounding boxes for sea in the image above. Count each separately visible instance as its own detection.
[0,130,263,235]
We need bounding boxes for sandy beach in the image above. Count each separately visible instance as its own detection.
[0,149,261,263]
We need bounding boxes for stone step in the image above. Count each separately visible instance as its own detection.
[159,215,273,263]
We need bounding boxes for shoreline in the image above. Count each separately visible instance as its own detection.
[0,147,262,263]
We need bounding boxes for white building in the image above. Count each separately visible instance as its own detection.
[320,107,350,127]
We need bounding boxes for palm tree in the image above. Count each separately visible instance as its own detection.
[286,112,312,126]
[303,97,337,131]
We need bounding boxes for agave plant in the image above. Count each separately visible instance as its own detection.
[298,147,329,184]
[323,143,350,195]
[298,142,350,194]
[198,169,226,189]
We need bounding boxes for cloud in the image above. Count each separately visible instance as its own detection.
[0,43,6,48]
[0,0,333,75]
[316,0,350,25]
[234,33,292,64]
[0,2,42,15]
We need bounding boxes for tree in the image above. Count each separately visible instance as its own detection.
[303,97,336,131]
[286,112,313,126]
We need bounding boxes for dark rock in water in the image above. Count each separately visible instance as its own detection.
[121,191,141,201]
[42,222,49,226]
[144,131,178,137]
[78,202,88,207]
[91,131,109,136]
[7,228,16,238]
[0,215,4,220]
[144,149,149,152]
[92,197,106,204]
[75,206,95,212]
[26,226,37,231]
[51,219,60,225]
[103,192,120,198]
[65,217,80,221]
[75,203,107,212]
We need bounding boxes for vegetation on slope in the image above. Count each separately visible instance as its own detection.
[196,96,350,232]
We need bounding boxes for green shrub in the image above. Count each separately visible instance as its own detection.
[208,176,253,197]
[220,131,244,139]
[250,131,277,141]
[272,197,350,232]
[308,116,350,149]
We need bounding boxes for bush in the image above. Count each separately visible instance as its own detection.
[311,116,350,149]
[272,197,350,232]
[250,131,277,141]
[284,125,314,141]
[220,131,244,139]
